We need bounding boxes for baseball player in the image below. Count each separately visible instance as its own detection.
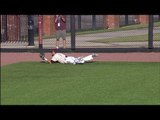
[40,50,98,64]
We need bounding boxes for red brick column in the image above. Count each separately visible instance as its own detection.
[103,15,108,29]
[134,15,140,24]
[7,15,14,41]
[106,15,120,29]
[7,15,20,41]
[139,15,149,24]
[43,15,55,36]
[13,15,20,41]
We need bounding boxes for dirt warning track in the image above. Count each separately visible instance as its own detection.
[1,52,160,66]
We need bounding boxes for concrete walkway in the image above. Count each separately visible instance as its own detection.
[1,27,160,49]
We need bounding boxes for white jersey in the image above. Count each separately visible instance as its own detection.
[51,53,66,63]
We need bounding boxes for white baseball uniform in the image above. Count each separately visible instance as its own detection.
[65,56,84,64]
[51,53,66,63]
[65,54,94,64]
[51,53,97,64]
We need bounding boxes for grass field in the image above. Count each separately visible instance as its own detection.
[35,21,160,40]
[1,62,160,105]
[88,33,160,43]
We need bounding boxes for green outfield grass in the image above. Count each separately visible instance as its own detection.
[1,62,160,105]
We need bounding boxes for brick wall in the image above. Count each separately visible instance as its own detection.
[106,15,120,29]
[7,15,20,41]
[42,15,55,36]
[139,15,149,24]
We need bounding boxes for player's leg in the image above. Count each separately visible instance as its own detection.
[63,39,66,48]
[75,57,85,64]
[56,30,60,49]
[82,53,98,62]
[56,40,59,49]
[39,54,51,64]
[65,56,76,64]
[62,30,66,48]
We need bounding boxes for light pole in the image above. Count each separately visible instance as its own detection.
[70,15,75,50]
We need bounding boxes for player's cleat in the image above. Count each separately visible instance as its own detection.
[40,54,45,60]
[39,54,51,64]
[92,53,98,57]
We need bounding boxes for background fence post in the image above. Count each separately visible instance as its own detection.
[78,15,81,31]
[125,15,128,25]
[28,15,34,46]
[38,15,44,56]
[148,15,153,49]
[70,15,76,50]
[92,15,96,30]
[1,15,7,42]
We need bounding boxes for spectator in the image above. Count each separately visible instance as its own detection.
[54,15,67,49]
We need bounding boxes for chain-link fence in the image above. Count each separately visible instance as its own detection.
[153,20,160,48]
[1,15,160,50]
[68,15,160,49]
[0,15,39,43]
[66,15,104,32]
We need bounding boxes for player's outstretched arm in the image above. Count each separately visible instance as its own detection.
[39,54,51,64]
